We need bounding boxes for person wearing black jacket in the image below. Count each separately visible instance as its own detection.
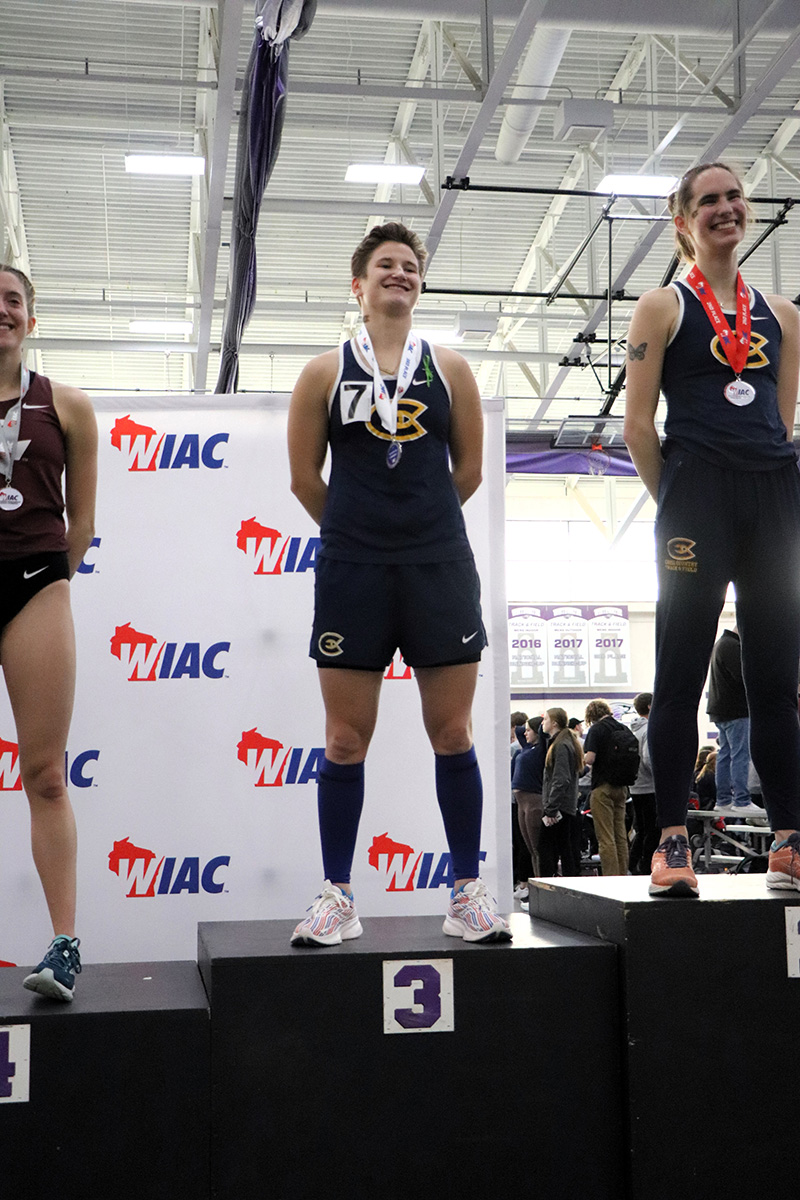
[512,716,547,876]
[707,627,752,811]
[539,708,584,876]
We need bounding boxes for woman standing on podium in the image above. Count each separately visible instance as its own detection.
[0,265,97,997]
[287,222,510,946]
[624,162,800,897]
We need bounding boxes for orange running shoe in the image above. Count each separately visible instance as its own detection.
[649,834,699,898]
[766,832,800,892]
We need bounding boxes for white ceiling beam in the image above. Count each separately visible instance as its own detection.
[650,33,734,108]
[474,35,649,392]
[425,0,550,264]
[29,337,573,363]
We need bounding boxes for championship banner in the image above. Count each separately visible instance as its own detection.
[0,395,509,964]
[508,603,630,689]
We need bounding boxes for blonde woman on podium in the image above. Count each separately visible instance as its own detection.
[624,162,800,897]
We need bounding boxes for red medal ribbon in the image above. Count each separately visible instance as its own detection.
[685,265,751,376]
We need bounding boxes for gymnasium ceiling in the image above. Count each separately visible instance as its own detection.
[2,0,800,445]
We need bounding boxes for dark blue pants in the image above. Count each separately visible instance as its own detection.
[648,448,800,832]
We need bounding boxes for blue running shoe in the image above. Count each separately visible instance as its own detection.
[23,936,81,1002]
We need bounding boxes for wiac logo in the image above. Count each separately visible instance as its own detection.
[368,832,487,892]
[236,518,319,576]
[108,837,230,898]
[0,736,21,791]
[110,416,228,472]
[110,623,229,681]
[237,728,324,787]
[0,736,99,791]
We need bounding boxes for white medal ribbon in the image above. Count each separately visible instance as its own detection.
[0,363,29,487]
[356,327,422,438]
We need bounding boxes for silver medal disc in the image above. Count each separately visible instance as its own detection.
[724,379,756,406]
[0,487,23,511]
[386,440,402,468]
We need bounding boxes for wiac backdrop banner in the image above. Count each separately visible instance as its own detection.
[0,394,510,964]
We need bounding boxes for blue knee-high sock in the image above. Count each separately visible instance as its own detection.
[435,747,483,882]
[317,757,365,886]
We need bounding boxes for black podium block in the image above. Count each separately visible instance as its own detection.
[199,912,624,1200]
[528,874,800,1200]
[0,960,210,1200]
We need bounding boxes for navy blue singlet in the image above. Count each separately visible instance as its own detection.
[321,337,472,563]
[660,280,795,470]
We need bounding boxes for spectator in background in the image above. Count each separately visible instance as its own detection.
[629,692,659,875]
[584,699,631,876]
[510,710,532,894]
[569,717,585,742]
[512,716,547,887]
[539,708,584,877]
[707,627,754,812]
[696,749,718,809]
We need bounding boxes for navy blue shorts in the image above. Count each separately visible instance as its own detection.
[0,551,70,633]
[311,556,487,670]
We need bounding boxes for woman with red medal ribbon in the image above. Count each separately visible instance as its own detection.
[287,223,511,947]
[0,265,98,997]
[624,162,800,898]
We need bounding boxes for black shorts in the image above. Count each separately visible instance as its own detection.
[310,556,488,670]
[0,551,70,633]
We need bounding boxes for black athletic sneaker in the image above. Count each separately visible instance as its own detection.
[23,936,82,1001]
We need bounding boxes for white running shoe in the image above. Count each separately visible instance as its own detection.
[290,881,364,947]
[442,880,512,943]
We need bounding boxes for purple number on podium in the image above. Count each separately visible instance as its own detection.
[0,1030,16,1098]
[392,964,442,1029]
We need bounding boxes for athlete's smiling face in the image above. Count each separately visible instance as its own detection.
[676,166,748,256]
[352,241,422,317]
[0,271,35,355]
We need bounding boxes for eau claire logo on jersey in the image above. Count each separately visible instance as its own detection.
[110,415,228,472]
[711,330,769,373]
[236,517,319,576]
[665,537,698,573]
[339,381,429,444]
[237,728,324,788]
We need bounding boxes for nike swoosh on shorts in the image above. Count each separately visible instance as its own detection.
[23,566,48,579]
[462,631,478,643]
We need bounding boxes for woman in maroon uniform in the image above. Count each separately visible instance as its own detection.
[0,265,97,999]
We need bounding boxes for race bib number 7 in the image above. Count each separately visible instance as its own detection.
[340,381,373,424]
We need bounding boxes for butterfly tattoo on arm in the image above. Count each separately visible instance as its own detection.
[627,341,648,361]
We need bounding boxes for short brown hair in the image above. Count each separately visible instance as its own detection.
[351,222,427,280]
[0,263,35,314]
[668,161,749,262]
[585,699,612,725]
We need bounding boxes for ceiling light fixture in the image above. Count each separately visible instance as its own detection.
[129,320,194,334]
[345,163,425,185]
[125,155,206,176]
[596,174,677,197]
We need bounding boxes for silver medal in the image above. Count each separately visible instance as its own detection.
[724,378,756,406]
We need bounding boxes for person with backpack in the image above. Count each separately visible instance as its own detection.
[584,699,641,875]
